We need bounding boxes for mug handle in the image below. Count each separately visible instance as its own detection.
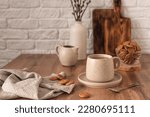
[113,57,120,70]
[56,45,62,56]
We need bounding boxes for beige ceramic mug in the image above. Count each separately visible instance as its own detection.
[86,54,120,82]
[56,45,78,66]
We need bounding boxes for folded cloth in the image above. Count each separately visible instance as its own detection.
[0,69,75,100]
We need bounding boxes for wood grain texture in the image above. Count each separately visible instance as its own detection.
[104,17,131,56]
[93,0,131,56]
[93,9,113,54]
[2,54,150,100]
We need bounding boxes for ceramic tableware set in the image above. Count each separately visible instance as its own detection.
[56,45,122,88]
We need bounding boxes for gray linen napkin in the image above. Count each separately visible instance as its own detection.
[0,69,75,100]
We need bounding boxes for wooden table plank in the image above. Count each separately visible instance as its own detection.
[3,54,150,100]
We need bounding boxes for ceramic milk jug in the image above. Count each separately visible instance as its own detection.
[56,45,78,66]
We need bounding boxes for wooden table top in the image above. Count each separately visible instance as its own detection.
[3,54,150,100]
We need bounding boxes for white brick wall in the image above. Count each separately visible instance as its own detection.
[0,40,5,49]
[0,0,150,68]
[8,19,38,29]
[29,29,58,39]
[0,30,28,39]
[0,50,20,59]
[10,0,40,8]
[0,0,9,8]
[39,19,68,28]
[137,0,150,7]
[31,8,60,18]
[0,9,29,18]
[41,0,70,8]
[7,40,35,50]
[0,19,7,28]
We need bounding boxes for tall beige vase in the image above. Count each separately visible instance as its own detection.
[70,21,87,60]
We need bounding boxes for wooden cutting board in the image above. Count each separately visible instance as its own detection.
[93,0,131,56]
[93,9,113,54]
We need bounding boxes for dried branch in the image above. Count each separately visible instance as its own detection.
[70,0,91,21]
[80,0,91,21]
[70,0,77,20]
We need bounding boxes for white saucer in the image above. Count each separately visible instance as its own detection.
[78,72,122,88]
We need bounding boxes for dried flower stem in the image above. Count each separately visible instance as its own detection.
[70,0,91,21]
[70,0,77,20]
[80,1,89,21]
